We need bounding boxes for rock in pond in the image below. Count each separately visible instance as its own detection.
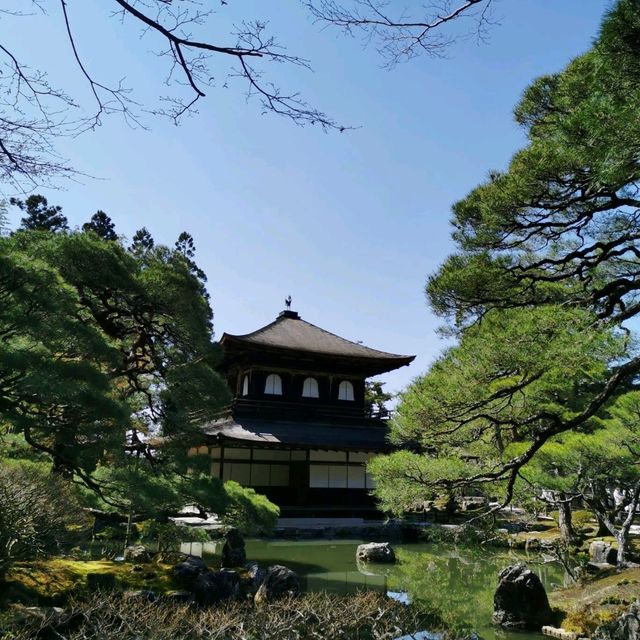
[194,569,240,606]
[356,542,396,564]
[254,565,301,604]
[594,600,640,640]
[172,555,209,590]
[221,527,246,568]
[589,540,618,565]
[492,563,554,631]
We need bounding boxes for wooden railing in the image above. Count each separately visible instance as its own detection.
[231,398,375,423]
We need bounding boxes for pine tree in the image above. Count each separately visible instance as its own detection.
[130,227,155,254]
[12,195,68,232]
[83,210,117,241]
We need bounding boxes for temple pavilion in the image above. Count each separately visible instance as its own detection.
[195,307,415,516]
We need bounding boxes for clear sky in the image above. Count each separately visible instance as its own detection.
[2,1,611,395]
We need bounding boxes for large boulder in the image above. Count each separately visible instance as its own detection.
[254,565,301,604]
[492,563,554,631]
[221,527,246,568]
[356,542,396,564]
[594,600,640,640]
[194,569,240,606]
[123,545,153,563]
[589,540,618,565]
[172,555,209,590]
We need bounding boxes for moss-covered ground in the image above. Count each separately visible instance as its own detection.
[3,558,176,605]
[549,566,640,636]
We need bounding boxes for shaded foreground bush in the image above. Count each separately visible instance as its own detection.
[4,591,452,639]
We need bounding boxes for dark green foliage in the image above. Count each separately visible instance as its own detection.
[175,231,207,283]
[0,222,236,518]
[364,380,393,418]
[130,227,155,254]
[372,0,640,513]
[11,195,68,233]
[82,211,117,241]
[222,481,280,535]
[0,462,84,581]
[140,521,209,553]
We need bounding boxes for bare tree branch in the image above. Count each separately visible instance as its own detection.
[305,0,496,66]
[0,0,349,191]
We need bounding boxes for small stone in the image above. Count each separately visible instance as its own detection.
[124,590,157,602]
[123,545,153,563]
[542,626,578,639]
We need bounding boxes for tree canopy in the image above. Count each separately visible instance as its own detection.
[0,209,236,517]
[371,0,640,517]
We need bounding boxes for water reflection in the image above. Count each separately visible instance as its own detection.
[186,538,573,640]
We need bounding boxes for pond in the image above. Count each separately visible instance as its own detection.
[181,538,573,640]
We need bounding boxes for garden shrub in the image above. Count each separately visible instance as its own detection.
[222,481,279,535]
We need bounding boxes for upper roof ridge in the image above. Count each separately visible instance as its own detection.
[221,311,414,363]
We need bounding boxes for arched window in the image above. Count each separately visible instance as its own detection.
[302,377,319,398]
[264,374,283,395]
[338,380,354,401]
[242,375,249,396]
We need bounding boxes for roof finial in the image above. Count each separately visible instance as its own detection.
[285,295,292,310]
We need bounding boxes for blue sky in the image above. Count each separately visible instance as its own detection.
[3,1,610,394]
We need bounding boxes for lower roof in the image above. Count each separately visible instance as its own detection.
[201,417,391,452]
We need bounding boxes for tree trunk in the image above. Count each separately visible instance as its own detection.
[616,532,628,567]
[615,479,640,567]
[123,503,134,554]
[557,495,575,542]
[596,513,610,536]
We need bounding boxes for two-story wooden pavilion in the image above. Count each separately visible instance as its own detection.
[195,307,415,516]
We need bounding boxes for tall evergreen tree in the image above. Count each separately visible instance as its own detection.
[175,231,207,283]
[130,227,155,254]
[83,210,117,241]
[12,195,68,233]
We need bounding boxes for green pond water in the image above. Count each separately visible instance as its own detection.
[180,538,573,640]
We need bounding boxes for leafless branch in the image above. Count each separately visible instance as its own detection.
[0,0,348,191]
[306,0,496,66]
